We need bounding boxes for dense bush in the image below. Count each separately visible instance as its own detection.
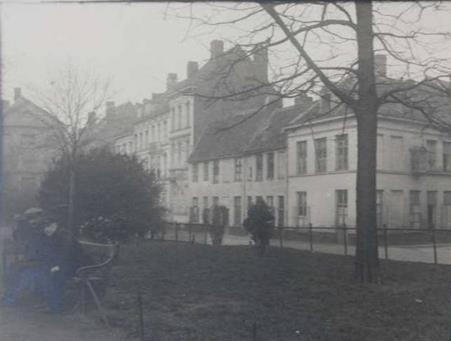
[243,199,274,255]
[39,148,162,242]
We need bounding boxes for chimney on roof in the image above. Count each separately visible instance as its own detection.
[253,44,268,83]
[375,54,387,77]
[210,40,224,60]
[187,61,199,79]
[14,88,22,102]
[105,101,115,116]
[166,73,178,91]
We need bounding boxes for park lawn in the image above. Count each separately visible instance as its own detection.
[104,241,451,341]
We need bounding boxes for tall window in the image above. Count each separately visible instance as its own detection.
[234,158,242,181]
[277,196,285,227]
[297,192,307,217]
[256,154,263,181]
[234,196,242,226]
[213,196,219,206]
[296,141,307,175]
[177,105,182,130]
[203,162,209,181]
[426,140,437,170]
[213,160,220,184]
[277,151,286,179]
[377,134,384,170]
[315,138,327,173]
[335,134,348,171]
[266,152,274,180]
[247,196,253,211]
[376,190,384,228]
[409,190,421,228]
[192,163,198,182]
[202,197,209,223]
[266,196,274,216]
[191,197,199,223]
[335,190,348,226]
[390,136,404,171]
[443,142,451,172]
[185,102,190,127]
[443,192,451,227]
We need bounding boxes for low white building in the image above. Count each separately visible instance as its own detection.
[285,101,451,229]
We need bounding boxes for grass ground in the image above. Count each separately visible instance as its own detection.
[105,241,451,341]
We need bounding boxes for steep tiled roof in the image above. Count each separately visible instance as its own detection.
[188,101,309,163]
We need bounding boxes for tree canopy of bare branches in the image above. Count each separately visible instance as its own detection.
[172,1,451,282]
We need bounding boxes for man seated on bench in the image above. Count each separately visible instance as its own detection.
[2,214,85,314]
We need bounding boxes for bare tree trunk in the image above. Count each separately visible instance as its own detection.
[354,0,380,283]
[68,167,76,236]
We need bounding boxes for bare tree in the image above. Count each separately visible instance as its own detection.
[29,62,112,234]
[174,1,451,282]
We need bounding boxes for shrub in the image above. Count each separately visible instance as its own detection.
[243,199,274,255]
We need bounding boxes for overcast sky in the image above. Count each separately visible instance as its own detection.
[2,2,451,108]
[2,2,223,105]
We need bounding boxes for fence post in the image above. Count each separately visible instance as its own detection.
[188,223,192,243]
[175,223,179,242]
[204,224,208,244]
[278,227,284,248]
[137,291,145,341]
[309,223,313,252]
[383,224,388,260]
[432,227,438,265]
[343,225,348,256]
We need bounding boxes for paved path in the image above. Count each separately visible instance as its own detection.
[186,230,451,265]
[0,307,127,341]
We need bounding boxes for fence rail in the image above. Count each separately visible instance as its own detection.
[155,222,451,265]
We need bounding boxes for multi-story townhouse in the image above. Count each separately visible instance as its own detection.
[285,95,451,229]
[112,39,270,222]
[3,88,59,221]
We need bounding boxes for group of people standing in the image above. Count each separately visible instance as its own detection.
[1,208,86,314]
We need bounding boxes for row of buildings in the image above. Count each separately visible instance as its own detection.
[5,39,451,229]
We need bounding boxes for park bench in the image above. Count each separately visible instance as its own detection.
[70,240,119,326]
[1,237,119,326]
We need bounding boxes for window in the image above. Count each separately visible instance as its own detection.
[213,196,219,206]
[335,134,348,171]
[409,190,421,228]
[277,151,286,179]
[177,105,182,130]
[203,162,209,181]
[315,138,327,173]
[192,163,198,182]
[335,190,348,226]
[296,141,307,175]
[297,192,307,217]
[234,196,242,226]
[266,195,274,216]
[427,191,437,228]
[256,154,263,181]
[247,196,253,212]
[213,160,219,184]
[277,196,285,227]
[234,158,242,181]
[267,152,274,180]
[377,134,384,170]
[390,136,404,171]
[185,102,190,127]
[248,165,253,181]
[376,190,384,228]
[202,197,209,223]
[171,108,175,131]
[426,140,437,170]
[191,197,199,223]
[443,142,451,172]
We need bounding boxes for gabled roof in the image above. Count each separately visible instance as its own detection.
[188,101,308,163]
